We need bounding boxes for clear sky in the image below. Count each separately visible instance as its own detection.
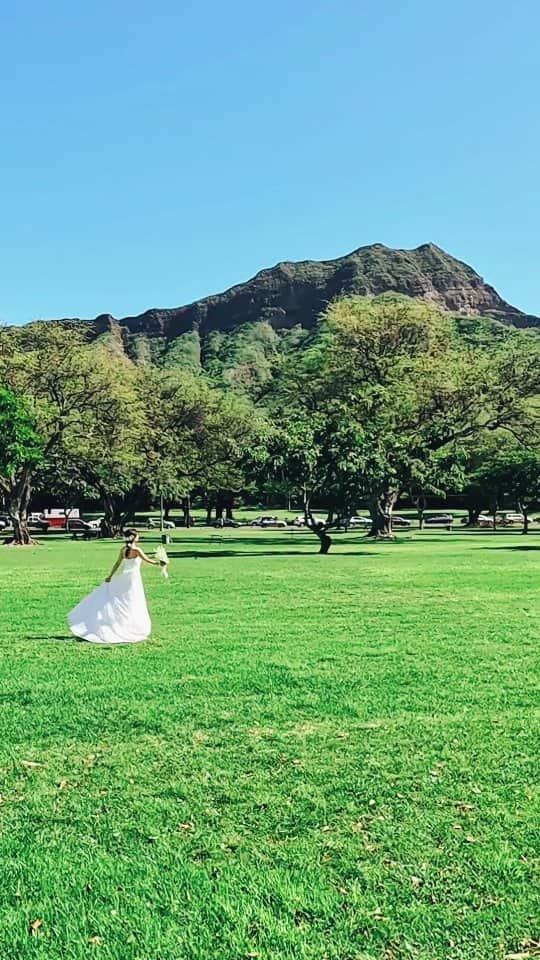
[1,0,539,324]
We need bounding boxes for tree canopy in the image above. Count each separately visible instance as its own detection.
[2,296,540,547]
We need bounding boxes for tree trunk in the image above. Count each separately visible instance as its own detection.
[519,501,529,535]
[310,519,332,553]
[5,482,38,546]
[206,501,213,525]
[10,515,34,545]
[367,496,380,537]
[182,496,191,528]
[304,497,332,554]
[465,507,481,527]
[416,494,427,530]
[9,509,36,545]
[225,497,234,521]
[101,491,131,538]
[367,489,399,538]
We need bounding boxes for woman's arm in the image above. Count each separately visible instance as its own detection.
[106,548,125,582]
[133,546,160,566]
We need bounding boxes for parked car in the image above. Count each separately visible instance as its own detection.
[147,517,175,530]
[0,514,10,530]
[66,518,89,532]
[477,512,526,528]
[423,513,454,528]
[214,518,241,528]
[478,514,495,527]
[67,518,103,539]
[292,514,327,528]
[347,516,372,528]
[251,515,287,528]
[66,518,101,532]
[498,512,526,525]
[391,516,412,528]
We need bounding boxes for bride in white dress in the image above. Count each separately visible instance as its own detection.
[68,529,164,644]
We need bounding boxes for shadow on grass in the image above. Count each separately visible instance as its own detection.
[28,636,127,648]
[166,548,375,559]
[479,543,540,551]
[166,535,315,547]
[27,634,78,642]
[405,532,540,544]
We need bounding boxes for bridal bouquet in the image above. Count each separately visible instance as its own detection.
[155,546,170,579]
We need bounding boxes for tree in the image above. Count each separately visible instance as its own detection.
[462,443,540,533]
[34,361,265,538]
[203,321,281,397]
[264,297,470,547]
[33,447,100,520]
[52,358,146,537]
[141,367,268,523]
[262,411,365,552]
[498,450,540,533]
[262,295,540,550]
[0,323,135,543]
[0,389,45,543]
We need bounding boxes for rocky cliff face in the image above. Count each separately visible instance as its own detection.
[64,242,539,344]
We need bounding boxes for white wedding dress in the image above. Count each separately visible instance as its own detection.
[68,555,151,644]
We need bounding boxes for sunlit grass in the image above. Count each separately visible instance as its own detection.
[0,529,538,959]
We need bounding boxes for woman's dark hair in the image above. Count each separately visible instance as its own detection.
[124,528,138,556]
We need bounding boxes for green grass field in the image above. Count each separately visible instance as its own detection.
[0,529,538,960]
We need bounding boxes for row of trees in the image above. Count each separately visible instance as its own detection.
[1,295,540,549]
[0,324,266,543]
[259,297,540,550]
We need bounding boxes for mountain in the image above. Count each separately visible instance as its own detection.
[62,243,540,359]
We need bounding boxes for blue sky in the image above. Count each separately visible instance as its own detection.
[1,0,539,324]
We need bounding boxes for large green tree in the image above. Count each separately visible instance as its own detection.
[143,367,267,522]
[460,441,540,533]
[46,354,147,537]
[0,388,45,543]
[263,295,540,550]
[0,324,126,544]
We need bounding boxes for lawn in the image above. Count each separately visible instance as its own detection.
[0,529,538,960]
